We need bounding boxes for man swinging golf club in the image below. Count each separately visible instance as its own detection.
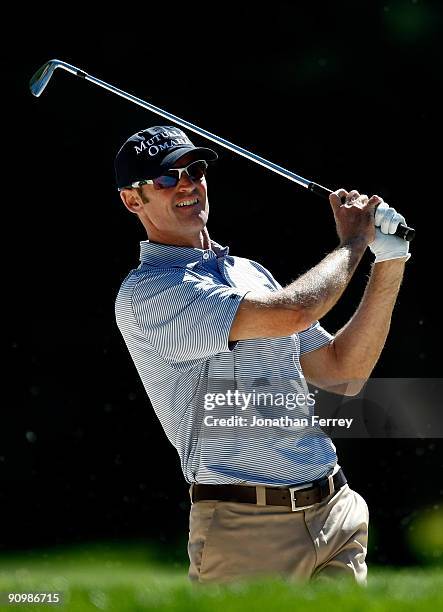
[114,124,411,584]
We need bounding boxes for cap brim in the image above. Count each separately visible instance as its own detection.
[160,146,218,169]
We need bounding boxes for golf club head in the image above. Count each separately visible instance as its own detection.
[29,60,64,97]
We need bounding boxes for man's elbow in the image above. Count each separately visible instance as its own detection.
[341,379,367,396]
[320,379,367,396]
[327,342,370,395]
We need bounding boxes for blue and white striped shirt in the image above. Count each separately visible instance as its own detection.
[115,239,337,486]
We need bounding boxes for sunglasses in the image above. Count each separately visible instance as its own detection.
[123,159,209,191]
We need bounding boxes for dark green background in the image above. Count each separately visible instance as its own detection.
[3,1,442,566]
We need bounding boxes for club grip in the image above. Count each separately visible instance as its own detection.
[308,182,415,242]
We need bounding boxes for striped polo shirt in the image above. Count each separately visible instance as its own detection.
[115,239,337,486]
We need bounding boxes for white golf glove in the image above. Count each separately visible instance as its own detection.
[369,200,411,263]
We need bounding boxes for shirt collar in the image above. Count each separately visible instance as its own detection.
[139,239,230,268]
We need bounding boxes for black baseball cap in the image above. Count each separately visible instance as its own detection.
[114,125,218,190]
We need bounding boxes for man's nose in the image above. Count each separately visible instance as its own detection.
[177,171,195,189]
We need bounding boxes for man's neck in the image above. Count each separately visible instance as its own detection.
[146,227,212,250]
[200,226,211,250]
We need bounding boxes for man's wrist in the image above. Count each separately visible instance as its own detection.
[339,236,368,252]
[374,253,411,264]
[372,255,410,270]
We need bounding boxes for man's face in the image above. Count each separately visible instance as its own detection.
[134,152,209,245]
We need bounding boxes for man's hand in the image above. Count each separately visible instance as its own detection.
[368,200,411,263]
[329,189,379,246]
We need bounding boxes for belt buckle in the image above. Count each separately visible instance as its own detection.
[288,482,313,512]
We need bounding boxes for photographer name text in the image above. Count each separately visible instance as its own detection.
[204,415,353,428]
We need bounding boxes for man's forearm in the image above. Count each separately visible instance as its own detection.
[330,258,407,380]
[271,238,367,322]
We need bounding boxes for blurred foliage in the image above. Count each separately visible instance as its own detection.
[407,505,443,565]
[382,0,439,42]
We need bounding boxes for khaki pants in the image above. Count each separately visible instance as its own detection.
[188,482,369,584]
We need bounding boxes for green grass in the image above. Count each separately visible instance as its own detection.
[0,542,442,611]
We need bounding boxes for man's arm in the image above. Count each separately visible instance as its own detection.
[229,189,378,342]
[300,258,408,395]
[229,239,367,340]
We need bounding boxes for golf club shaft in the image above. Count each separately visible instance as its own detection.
[30,59,415,241]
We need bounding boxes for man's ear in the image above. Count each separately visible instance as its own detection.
[119,189,143,214]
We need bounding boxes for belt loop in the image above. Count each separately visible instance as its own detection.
[256,486,266,506]
[189,484,194,504]
[327,474,334,496]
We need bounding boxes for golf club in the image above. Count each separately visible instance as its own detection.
[30,59,415,241]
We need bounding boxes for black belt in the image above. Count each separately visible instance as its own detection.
[191,468,347,511]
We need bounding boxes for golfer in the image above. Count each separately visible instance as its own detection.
[114,125,410,584]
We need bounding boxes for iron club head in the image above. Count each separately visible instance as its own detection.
[29,59,65,97]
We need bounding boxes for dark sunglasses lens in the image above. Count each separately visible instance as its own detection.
[153,174,179,189]
[188,161,207,180]
[152,161,208,189]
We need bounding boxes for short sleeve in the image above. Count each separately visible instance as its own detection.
[299,320,334,355]
[132,271,248,367]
